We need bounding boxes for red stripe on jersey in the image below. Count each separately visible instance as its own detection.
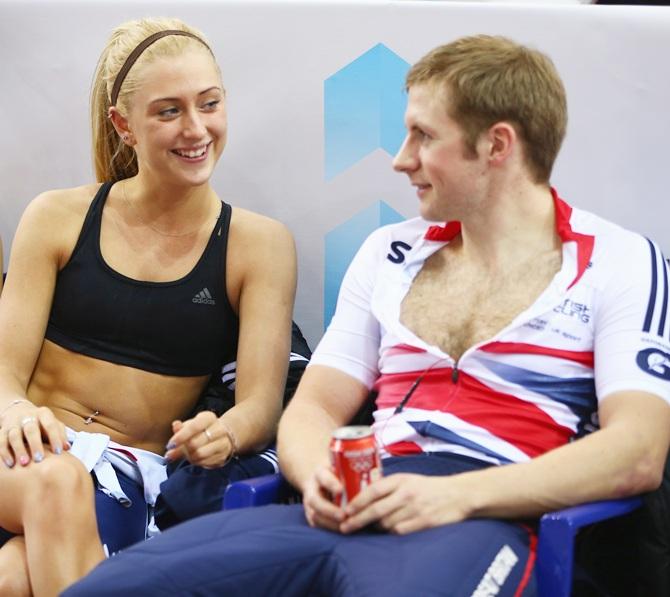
[552,189,595,289]
[384,441,423,456]
[108,447,139,462]
[424,221,461,242]
[374,368,573,458]
[385,344,428,357]
[480,342,594,368]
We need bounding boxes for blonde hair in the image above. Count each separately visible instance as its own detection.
[90,17,215,182]
[407,35,567,183]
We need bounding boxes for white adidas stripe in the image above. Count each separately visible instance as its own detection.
[221,372,236,384]
[222,361,237,374]
[259,452,279,472]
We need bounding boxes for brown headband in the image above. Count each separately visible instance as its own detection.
[110,30,212,106]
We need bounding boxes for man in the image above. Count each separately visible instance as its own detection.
[64,35,670,597]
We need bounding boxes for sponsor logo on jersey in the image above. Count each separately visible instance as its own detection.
[636,348,670,381]
[554,299,591,323]
[524,318,548,331]
[386,240,412,264]
[192,288,216,305]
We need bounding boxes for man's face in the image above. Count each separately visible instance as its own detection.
[393,84,487,222]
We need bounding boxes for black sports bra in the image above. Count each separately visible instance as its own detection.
[45,182,239,376]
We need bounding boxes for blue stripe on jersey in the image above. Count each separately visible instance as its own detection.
[478,358,596,415]
[658,252,669,338]
[409,421,513,464]
[644,238,658,333]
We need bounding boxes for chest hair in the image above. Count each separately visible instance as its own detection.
[400,246,562,361]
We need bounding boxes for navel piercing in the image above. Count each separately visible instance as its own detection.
[84,410,100,425]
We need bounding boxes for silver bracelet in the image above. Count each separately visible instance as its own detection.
[0,399,32,424]
[219,419,239,461]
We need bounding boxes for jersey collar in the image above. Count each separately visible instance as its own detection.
[422,188,595,289]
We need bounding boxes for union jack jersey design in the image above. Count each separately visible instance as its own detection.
[311,190,670,464]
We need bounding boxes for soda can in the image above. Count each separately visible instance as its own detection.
[330,425,381,506]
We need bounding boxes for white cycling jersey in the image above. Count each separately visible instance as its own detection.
[311,190,670,464]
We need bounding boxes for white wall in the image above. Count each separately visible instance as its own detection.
[1,0,669,347]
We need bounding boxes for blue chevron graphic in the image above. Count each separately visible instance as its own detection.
[324,201,405,328]
[324,44,409,180]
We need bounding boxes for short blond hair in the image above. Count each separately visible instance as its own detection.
[407,35,567,183]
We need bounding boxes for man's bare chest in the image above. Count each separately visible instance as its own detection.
[400,249,562,361]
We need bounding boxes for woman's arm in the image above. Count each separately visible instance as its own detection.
[0,190,78,465]
[167,210,297,467]
[225,213,297,451]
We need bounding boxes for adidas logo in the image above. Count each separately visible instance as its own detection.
[192,287,216,305]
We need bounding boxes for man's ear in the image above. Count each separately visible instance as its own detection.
[108,106,135,146]
[486,121,516,167]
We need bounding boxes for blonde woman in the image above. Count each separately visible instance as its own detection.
[0,17,296,596]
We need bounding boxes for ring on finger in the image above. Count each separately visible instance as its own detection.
[204,428,213,442]
[21,416,38,428]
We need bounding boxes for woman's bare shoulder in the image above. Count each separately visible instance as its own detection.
[28,183,102,219]
[227,205,296,274]
[229,206,293,240]
[16,183,103,262]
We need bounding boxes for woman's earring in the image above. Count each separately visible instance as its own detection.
[122,134,129,142]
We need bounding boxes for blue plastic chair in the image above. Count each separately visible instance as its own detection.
[535,496,642,597]
[222,472,643,597]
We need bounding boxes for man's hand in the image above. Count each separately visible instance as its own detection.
[302,464,347,531]
[340,473,470,535]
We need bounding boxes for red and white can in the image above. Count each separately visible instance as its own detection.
[330,425,382,506]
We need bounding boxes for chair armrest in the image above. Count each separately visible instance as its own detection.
[535,496,643,597]
[223,473,284,510]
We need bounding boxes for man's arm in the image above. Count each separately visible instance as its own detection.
[341,390,670,534]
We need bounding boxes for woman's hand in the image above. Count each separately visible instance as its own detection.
[0,401,68,468]
[164,410,237,469]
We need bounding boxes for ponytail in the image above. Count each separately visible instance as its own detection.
[90,50,138,182]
